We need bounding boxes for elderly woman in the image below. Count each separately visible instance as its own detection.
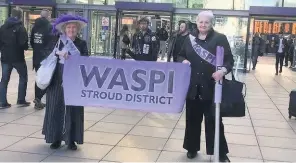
[42,14,88,150]
[178,11,233,162]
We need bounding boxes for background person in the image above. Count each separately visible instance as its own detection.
[119,25,130,60]
[167,20,190,62]
[275,34,287,75]
[156,25,169,60]
[178,11,234,162]
[30,9,52,110]
[127,17,160,61]
[0,8,30,109]
[42,14,88,150]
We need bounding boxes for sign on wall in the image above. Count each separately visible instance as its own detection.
[254,20,296,35]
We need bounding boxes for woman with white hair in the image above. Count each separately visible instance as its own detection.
[178,11,233,162]
[42,14,88,150]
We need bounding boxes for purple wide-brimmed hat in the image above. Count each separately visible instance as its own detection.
[53,14,88,33]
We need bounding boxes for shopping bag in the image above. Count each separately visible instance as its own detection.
[212,72,246,117]
[36,53,58,90]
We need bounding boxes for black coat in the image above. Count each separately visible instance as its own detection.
[128,29,160,61]
[177,29,234,100]
[30,17,52,67]
[0,17,28,63]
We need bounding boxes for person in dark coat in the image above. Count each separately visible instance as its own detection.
[178,11,234,162]
[126,17,160,61]
[156,26,169,60]
[167,20,190,62]
[0,8,30,109]
[251,33,264,70]
[274,34,288,75]
[42,14,88,150]
[30,9,52,110]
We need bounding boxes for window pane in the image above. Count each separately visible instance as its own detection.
[146,0,187,8]
[284,0,296,7]
[107,0,140,5]
[214,17,248,69]
[0,7,7,26]
[234,0,282,10]
[56,0,88,3]
[188,0,233,9]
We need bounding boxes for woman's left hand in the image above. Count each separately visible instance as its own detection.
[56,51,69,59]
[212,70,225,81]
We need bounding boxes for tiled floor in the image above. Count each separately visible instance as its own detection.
[0,56,296,162]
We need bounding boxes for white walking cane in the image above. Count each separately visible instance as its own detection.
[214,46,224,162]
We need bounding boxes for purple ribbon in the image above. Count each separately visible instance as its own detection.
[189,35,216,66]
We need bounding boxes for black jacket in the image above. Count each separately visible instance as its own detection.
[128,29,160,61]
[30,17,52,67]
[0,17,28,63]
[178,29,234,100]
[275,38,288,53]
[156,28,168,41]
[167,32,188,62]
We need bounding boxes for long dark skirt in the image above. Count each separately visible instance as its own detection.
[42,63,84,145]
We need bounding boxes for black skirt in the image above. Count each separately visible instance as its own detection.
[42,63,84,145]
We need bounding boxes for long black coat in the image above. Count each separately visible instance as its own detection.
[177,29,234,100]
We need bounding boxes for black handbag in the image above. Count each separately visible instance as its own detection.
[213,72,246,117]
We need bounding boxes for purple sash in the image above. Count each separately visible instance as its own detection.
[189,35,216,66]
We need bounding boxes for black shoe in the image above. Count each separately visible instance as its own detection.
[252,67,255,70]
[50,141,61,149]
[279,70,282,73]
[220,155,230,162]
[0,103,11,109]
[17,101,31,107]
[186,151,197,159]
[275,72,278,75]
[33,99,45,110]
[68,141,77,150]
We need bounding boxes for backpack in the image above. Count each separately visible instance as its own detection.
[122,34,130,45]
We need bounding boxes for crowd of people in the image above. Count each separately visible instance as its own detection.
[0,8,233,162]
[251,32,295,74]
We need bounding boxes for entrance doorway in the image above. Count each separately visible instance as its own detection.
[12,6,52,36]
[113,2,173,59]
[245,6,296,72]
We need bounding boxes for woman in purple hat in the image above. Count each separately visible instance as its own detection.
[42,14,88,150]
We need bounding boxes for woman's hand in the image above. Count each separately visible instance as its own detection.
[212,70,225,81]
[182,59,191,65]
[56,51,69,59]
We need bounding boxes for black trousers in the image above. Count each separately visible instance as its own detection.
[284,52,289,66]
[183,98,229,156]
[121,49,127,60]
[275,53,285,73]
[34,63,47,100]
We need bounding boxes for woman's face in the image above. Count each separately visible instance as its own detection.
[197,16,212,33]
[65,23,78,38]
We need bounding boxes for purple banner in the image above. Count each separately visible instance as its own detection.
[63,56,191,113]
[7,0,56,6]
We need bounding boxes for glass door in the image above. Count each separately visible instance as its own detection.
[90,11,116,57]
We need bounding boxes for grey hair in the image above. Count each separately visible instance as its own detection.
[196,10,215,26]
[40,9,50,18]
[61,22,82,34]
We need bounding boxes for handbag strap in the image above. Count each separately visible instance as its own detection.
[230,71,247,98]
